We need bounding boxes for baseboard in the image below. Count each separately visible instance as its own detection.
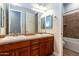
[53,52,60,56]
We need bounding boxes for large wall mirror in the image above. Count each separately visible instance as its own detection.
[0,6,4,27]
[46,15,53,29]
[41,17,45,29]
[41,15,53,29]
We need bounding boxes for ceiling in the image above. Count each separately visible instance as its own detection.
[17,3,53,13]
[19,3,53,9]
[10,3,53,13]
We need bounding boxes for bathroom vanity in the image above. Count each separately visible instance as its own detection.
[0,34,54,56]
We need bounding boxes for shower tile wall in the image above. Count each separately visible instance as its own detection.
[63,11,79,38]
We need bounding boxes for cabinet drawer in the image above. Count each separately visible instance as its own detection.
[40,38,48,43]
[30,39,39,45]
[31,49,39,56]
[1,41,30,52]
[17,47,30,56]
[31,44,39,50]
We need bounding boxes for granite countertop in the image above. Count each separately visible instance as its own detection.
[0,34,53,45]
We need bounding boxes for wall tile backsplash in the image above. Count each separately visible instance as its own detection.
[63,11,79,38]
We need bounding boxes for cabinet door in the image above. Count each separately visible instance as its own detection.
[44,42,49,55]
[16,47,30,56]
[40,43,46,56]
[40,40,54,56]
[48,39,54,54]
[42,42,50,56]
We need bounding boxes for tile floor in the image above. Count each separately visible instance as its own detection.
[63,48,79,56]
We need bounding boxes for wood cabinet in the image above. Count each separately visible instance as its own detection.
[30,39,40,56]
[0,40,30,56]
[0,36,54,56]
[31,49,40,56]
[16,47,30,56]
[48,39,54,54]
[40,37,54,56]
[40,43,46,56]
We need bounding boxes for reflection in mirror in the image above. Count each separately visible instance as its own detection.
[41,15,53,29]
[0,7,2,27]
[46,15,53,29]
[0,6,4,27]
[9,10,21,34]
[41,17,45,29]
[7,4,36,35]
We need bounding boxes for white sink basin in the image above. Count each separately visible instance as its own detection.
[15,35,27,40]
[35,34,42,36]
[2,36,15,40]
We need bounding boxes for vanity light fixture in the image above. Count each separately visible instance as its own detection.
[32,3,48,13]
[32,4,47,11]
[32,8,45,13]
